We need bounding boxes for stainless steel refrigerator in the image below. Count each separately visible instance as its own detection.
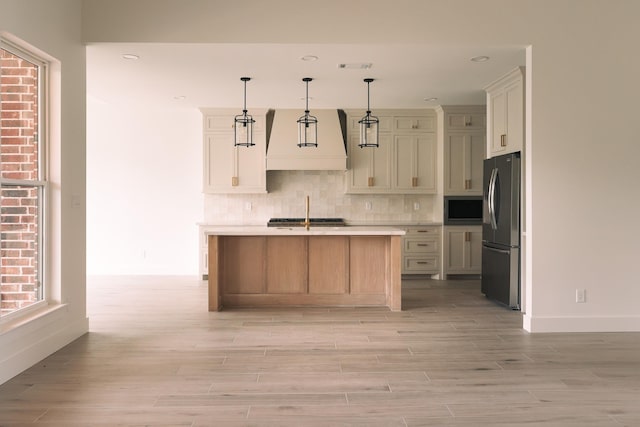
[482,152,521,309]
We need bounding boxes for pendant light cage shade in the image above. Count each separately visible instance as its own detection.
[234,111,255,147]
[234,77,255,147]
[359,113,379,148]
[297,113,318,147]
[298,77,318,147]
[358,78,379,148]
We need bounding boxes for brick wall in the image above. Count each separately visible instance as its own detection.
[0,48,41,316]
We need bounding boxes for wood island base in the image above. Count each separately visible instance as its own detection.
[208,233,402,311]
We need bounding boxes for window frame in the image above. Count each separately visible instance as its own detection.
[0,38,49,322]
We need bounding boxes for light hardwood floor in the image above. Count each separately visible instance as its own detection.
[1,276,640,426]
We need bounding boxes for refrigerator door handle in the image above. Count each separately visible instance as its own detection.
[484,245,510,255]
[488,168,498,230]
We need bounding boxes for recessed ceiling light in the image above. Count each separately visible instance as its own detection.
[122,53,140,60]
[424,97,438,102]
[337,63,372,69]
[470,55,490,62]
[301,55,318,61]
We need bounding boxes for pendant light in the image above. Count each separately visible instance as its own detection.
[234,77,255,147]
[297,77,318,147]
[358,78,379,148]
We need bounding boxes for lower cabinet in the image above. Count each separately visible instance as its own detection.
[443,225,482,277]
[401,226,441,276]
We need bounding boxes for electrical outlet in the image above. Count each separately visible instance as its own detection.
[576,289,586,303]
[413,202,420,211]
[245,202,252,211]
[365,201,372,211]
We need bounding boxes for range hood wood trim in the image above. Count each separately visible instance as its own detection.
[266,156,347,171]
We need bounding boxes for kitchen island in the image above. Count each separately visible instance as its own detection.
[206,226,405,311]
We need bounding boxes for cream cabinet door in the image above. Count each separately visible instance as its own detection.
[489,90,507,155]
[486,67,524,157]
[347,112,394,134]
[444,132,485,195]
[346,133,392,193]
[393,134,437,193]
[445,112,486,131]
[443,226,482,276]
[203,133,234,192]
[201,109,267,194]
[504,80,524,154]
[203,132,266,193]
[394,116,436,132]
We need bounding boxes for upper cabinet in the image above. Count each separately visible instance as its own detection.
[441,106,486,195]
[201,109,267,194]
[443,112,485,131]
[345,109,437,194]
[394,116,436,133]
[485,67,525,158]
[393,134,437,192]
[346,132,393,192]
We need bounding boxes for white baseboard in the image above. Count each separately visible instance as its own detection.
[524,314,640,333]
[0,309,88,385]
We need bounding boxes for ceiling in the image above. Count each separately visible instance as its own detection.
[86,43,525,110]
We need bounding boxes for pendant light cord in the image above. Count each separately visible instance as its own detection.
[243,79,247,113]
[305,79,309,114]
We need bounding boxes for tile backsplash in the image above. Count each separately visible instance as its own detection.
[203,171,439,225]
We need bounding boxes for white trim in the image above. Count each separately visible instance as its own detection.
[0,300,47,325]
[0,179,47,187]
[525,314,640,333]
[0,35,49,318]
[0,305,88,384]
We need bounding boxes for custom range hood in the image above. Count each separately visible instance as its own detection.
[266,109,347,170]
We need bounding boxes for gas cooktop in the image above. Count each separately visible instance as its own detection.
[267,218,346,227]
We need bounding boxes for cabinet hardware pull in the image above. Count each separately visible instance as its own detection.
[417,230,428,233]
[416,261,428,265]
[416,243,429,247]
[231,176,239,186]
[368,177,374,187]
[465,179,471,189]
[465,231,471,242]
[500,134,507,147]
[412,177,418,187]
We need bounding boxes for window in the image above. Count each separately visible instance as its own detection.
[0,40,46,319]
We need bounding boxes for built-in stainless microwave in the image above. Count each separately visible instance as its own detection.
[444,196,483,225]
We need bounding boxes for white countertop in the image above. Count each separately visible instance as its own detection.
[204,225,405,236]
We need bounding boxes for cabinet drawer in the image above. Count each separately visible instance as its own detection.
[405,226,440,236]
[403,256,440,273]
[404,238,439,253]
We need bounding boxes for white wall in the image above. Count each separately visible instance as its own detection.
[0,0,87,384]
[81,0,640,332]
[86,99,202,275]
